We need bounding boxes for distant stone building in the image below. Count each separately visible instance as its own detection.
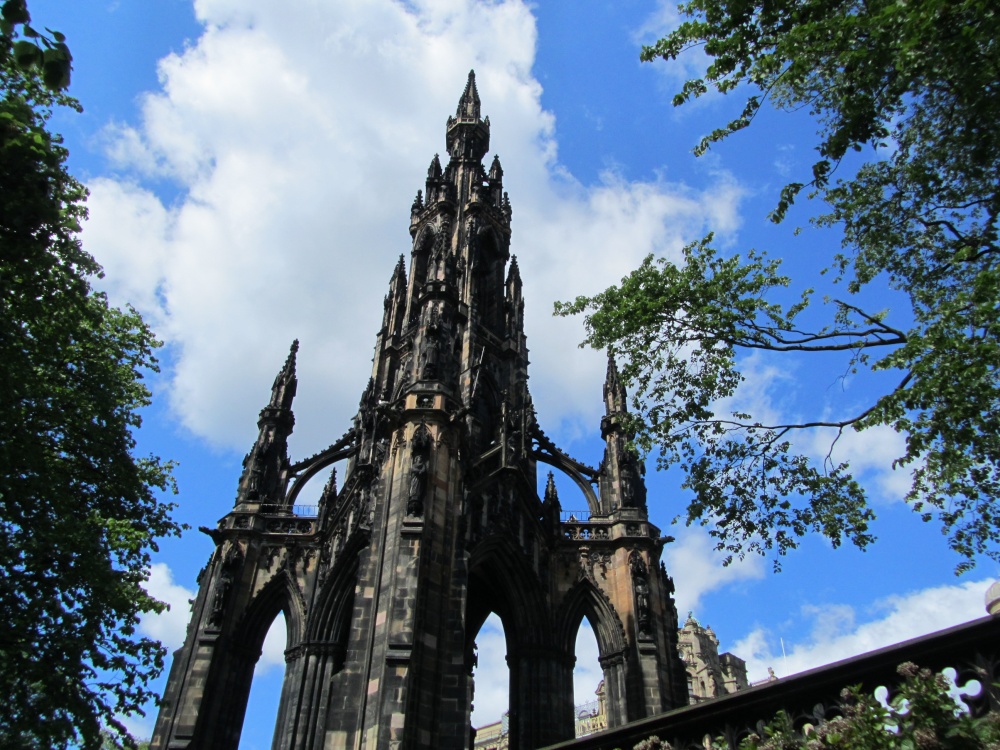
[473,714,508,750]
[574,681,608,737]
[677,613,750,702]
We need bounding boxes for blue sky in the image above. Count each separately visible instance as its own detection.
[27,0,997,744]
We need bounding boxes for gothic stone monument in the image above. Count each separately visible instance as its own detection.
[151,71,687,750]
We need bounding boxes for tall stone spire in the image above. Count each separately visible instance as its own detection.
[152,75,686,750]
[604,352,627,416]
[446,69,490,162]
[267,339,299,413]
[600,353,647,513]
[381,254,408,342]
[234,340,298,506]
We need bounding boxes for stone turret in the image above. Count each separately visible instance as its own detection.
[599,354,647,513]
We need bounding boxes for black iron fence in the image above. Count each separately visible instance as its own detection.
[543,615,1000,750]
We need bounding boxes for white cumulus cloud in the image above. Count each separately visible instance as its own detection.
[732,579,994,683]
[140,563,196,652]
[82,0,743,461]
[664,529,766,617]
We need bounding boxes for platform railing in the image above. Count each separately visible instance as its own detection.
[258,504,319,517]
[543,615,1000,750]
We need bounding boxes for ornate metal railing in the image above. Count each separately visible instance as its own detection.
[259,504,319,517]
[543,615,1000,750]
[560,510,595,523]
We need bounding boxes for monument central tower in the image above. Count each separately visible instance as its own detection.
[152,71,687,750]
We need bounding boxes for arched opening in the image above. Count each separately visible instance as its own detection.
[474,230,505,336]
[208,566,306,750]
[573,618,604,738]
[556,580,629,732]
[469,612,510,746]
[465,537,551,749]
[238,614,288,750]
[409,229,435,322]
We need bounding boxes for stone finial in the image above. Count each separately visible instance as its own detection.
[544,472,558,503]
[427,153,442,180]
[456,69,481,120]
[506,255,521,288]
[489,154,503,181]
[269,339,299,411]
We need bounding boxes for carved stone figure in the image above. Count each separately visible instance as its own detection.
[635,576,651,637]
[407,452,427,516]
[209,568,233,626]
[421,333,440,380]
[631,551,652,639]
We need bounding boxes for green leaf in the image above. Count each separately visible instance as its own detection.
[12,38,39,67]
[0,0,28,25]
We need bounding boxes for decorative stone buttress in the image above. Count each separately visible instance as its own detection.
[151,71,687,750]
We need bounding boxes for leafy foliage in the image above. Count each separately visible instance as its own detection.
[558,0,1000,570]
[0,0,71,90]
[0,16,180,750]
[624,663,1000,750]
[727,663,1000,750]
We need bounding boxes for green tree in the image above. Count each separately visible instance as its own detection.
[0,9,181,750]
[557,0,1000,571]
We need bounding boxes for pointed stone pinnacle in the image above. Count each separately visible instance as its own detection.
[457,69,481,119]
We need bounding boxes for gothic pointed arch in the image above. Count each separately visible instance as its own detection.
[469,365,502,456]
[466,535,548,647]
[409,226,437,321]
[234,566,307,656]
[471,226,505,335]
[555,577,628,660]
[307,532,365,645]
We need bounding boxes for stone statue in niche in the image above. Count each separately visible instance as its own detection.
[421,307,444,381]
[616,434,647,510]
[209,544,243,627]
[354,379,375,433]
[408,453,427,516]
[620,461,635,506]
[407,422,432,516]
[209,568,233,626]
[427,251,443,282]
[420,335,440,380]
[630,550,652,639]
